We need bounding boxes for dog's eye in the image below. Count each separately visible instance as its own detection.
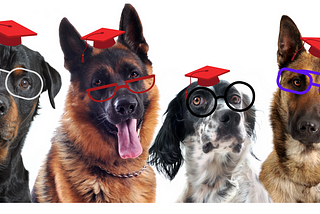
[129,71,139,79]
[19,78,30,89]
[293,79,301,87]
[231,95,241,104]
[93,79,102,86]
[193,96,202,106]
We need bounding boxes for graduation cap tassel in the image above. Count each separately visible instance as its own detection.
[0,24,12,27]
[185,69,208,100]
[291,41,306,61]
[81,32,104,63]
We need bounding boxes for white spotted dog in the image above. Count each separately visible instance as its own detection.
[148,80,272,203]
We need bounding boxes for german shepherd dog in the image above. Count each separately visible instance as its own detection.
[31,4,159,202]
[259,15,320,202]
[0,44,61,202]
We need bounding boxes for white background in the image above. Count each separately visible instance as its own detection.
[1,0,320,208]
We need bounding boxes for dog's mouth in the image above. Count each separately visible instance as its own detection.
[205,134,245,154]
[115,119,142,159]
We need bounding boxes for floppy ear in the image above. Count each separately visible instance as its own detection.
[118,4,150,64]
[277,15,305,68]
[148,92,186,181]
[41,60,62,109]
[243,93,256,138]
[59,17,92,71]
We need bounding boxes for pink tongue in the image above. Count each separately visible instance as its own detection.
[116,119,142,159]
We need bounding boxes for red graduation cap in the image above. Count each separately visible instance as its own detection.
[185,65,230,86]
[0,20,37,46]
[301,37,320,58]
[80,28,125,49]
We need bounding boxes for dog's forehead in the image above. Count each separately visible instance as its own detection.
[0,44,41,71]
[88,47,147,75]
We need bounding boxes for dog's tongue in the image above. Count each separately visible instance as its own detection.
[116,119,142,159]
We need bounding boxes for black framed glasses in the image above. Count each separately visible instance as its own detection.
[186,81,255,117]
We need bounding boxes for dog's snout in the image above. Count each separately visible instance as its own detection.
[114,96,137,116]
[219,110,241,127]
[292,117,320,144]
[0,97,9,117]
[299,121,319,134]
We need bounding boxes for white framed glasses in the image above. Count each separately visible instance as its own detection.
[0,67,43,100]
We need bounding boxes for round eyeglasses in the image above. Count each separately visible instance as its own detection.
[186,81,255,117]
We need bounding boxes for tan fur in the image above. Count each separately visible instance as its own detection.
[260,16,320,202]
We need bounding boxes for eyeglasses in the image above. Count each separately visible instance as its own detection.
[186,81,255,117]
[0,68,43,100]
[277,67,320,95]
[86,74,155,102]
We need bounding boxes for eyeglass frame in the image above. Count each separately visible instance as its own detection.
[0,67,44,100]
[277,67,320,95]
[186,81,255,118]
[86,74,155,102]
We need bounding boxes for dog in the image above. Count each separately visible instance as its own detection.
[0,44,61,202]
[259,15,320,203]
[31,4,159,203]
[148,80,272,202]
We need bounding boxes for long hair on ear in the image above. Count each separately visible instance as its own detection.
[242,93,260,160]
[148,90,186,180]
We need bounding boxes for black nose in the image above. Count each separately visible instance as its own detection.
[114,96,137,116]
[298,121,319,135]
[219,110,241,127]
[0,97,9,117]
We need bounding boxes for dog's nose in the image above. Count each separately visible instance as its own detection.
[0,97,9,117]
[298,121,319,135]
[219,110,241,127]
[114,96,137,116]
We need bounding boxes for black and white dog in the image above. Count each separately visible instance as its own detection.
[148,80,271,203]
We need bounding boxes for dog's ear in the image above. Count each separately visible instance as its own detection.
[118,4,150,63]
[59,18,92,71]
[277,15,305,68]
[148,92,186,181]
[243,93,256,138]
[41,60,62,109]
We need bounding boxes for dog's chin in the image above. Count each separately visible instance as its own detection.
[298,140,320,146]
[215,135,245,154]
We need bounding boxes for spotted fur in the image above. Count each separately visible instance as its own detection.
[149,80,271,203]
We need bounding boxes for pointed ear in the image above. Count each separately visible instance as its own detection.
[59,18,92,71]
[148,92,185,180]
[41,60,62,109]
[118,4,149,62]
[277,15,305,68]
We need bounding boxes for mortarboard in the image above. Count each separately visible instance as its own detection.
[185,65,230,87]
[0,20,37,46]
[80,28,125,49]
[301,37,320,58]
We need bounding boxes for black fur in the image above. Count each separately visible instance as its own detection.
[0,44,61,202]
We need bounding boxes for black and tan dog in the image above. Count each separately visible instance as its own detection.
[260,15,320,202]
[31,4,159,203]
[0,44,61,202]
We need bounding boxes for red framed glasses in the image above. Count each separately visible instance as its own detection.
[86,74,155,102]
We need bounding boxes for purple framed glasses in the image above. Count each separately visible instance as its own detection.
[277,67,320,95]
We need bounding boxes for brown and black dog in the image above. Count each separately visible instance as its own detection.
[260,15,320,202]
[0,44,61,202]
[31,4,159,203]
